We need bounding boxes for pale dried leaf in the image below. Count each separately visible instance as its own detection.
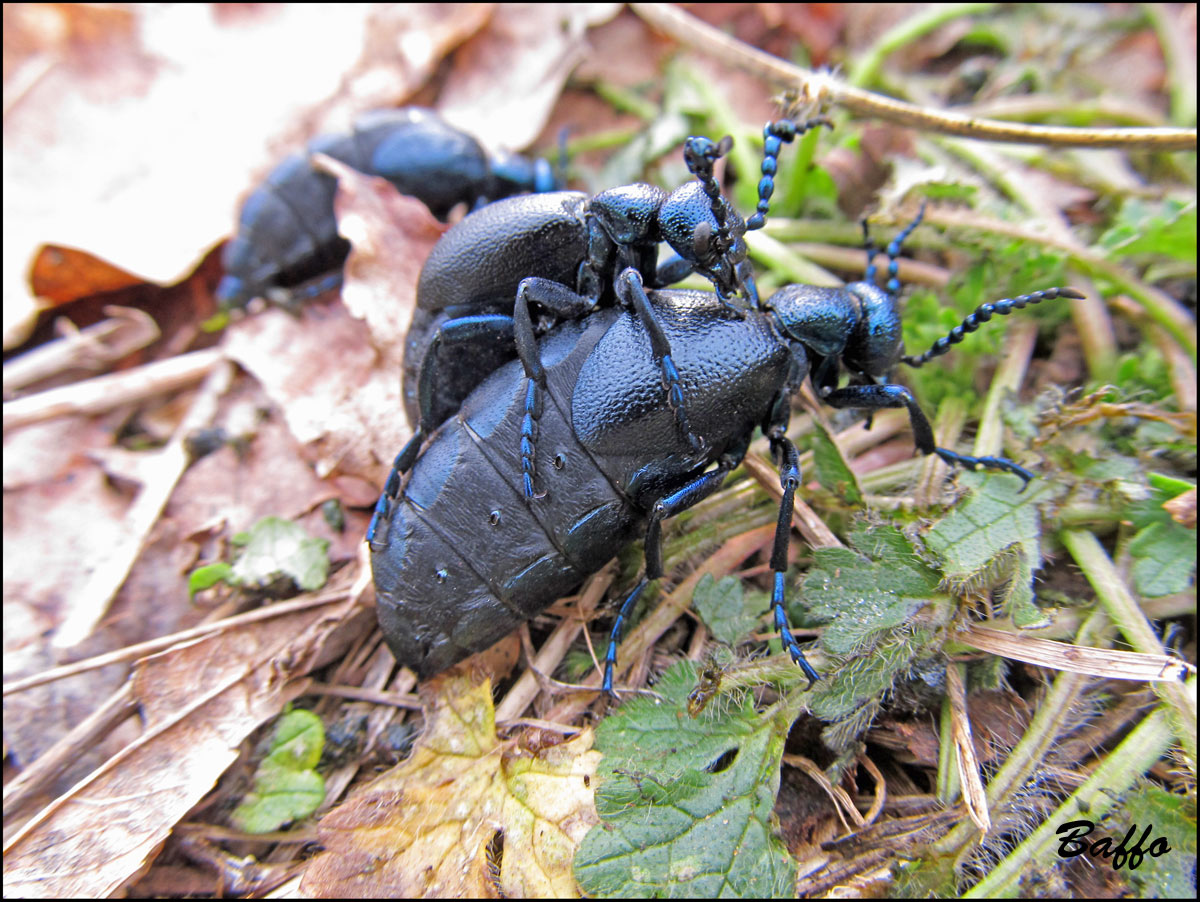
[2,599,351,897]
[304,675,600,898]
[438,3,622,152]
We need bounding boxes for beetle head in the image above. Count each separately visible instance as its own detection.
[659,181,749,299]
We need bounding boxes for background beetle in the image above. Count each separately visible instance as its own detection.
[216,107,561,309]
[395,117,833,502]
[371,202,1083,692]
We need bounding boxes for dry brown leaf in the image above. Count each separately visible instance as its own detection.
[329,4,495,119]
[438,4,622,152]
[3,6,372,347]
[222,160,449,487]
[322,157,448,355]
[222,301,393,489]
[3,4,497,348]
[304,674,600,898]
[27,245,146,305]
[3,460,136,642]
[2,596,354,898]
[1164,486,1196,529]
[165,391,367,560]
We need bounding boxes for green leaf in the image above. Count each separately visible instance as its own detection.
[809,626,937,727]
[231,515,330,591]
[188,562,234,597]
[1118,784,1197,899]
[1120,473,1197,596]
[1147,472,1196,496]
[265,708,325,770]
[1128,522,1197,597]
[809,421,863,504]
[691,574,762,646]
[1079,454,1145,485]
[1095,197,1197,262]
[230,765,325,834]
[1122,472,1187,530]
[801,526,943,658]
[922,472,1059,614]
[200,310,231,332]
[793,527,946,746]
[189,516,332,595]
[1000,547,1047,629]
[230,709,326,833]
[574,663,798,898]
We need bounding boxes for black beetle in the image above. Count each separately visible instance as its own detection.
[397,117,833,497]
[370,201,1083,692]
[216,107,561,309]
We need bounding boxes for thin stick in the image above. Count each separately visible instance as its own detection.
[632,4,1196,151]
[3,348,222,430]
[3,306,160,395]
[50,359,234,649]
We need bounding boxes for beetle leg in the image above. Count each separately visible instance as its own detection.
[366,431,423,551]
[416,314,517,429]
[653,252,694,287]
[603,459,739,696]
[763,427,821,687]
[512,278,598,499]
[822,384,1037,487]
[616,269,708,454]
[761,391,821,687]
[367,314,516,550]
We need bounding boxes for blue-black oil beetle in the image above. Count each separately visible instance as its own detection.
[370,201,1083,692]
[398,118,835,461]
[216,107,561,309]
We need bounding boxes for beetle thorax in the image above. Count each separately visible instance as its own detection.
[843,282,904,376]
[590,183,668,245]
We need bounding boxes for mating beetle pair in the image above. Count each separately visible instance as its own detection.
[368,115,1082,693]
[398,117,835,464]
[217,107,561,310]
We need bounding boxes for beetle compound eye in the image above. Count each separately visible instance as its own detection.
[691,220,713,258]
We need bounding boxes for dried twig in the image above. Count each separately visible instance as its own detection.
[51,358,234,649]
[3,348,223,430]
[2,306,160,396]
[632,4,1197,151]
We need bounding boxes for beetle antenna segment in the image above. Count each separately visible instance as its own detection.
[902,287,1085,368]
[864,200,926,298]
[746,115,833,231]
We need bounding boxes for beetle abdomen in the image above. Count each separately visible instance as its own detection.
[374,313,642,675]
[416,191,590,314]
[218,108,555,309]
[220,152,347,304]
[350,108,493,218]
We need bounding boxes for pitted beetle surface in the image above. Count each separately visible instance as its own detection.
[371,197,1082,692]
